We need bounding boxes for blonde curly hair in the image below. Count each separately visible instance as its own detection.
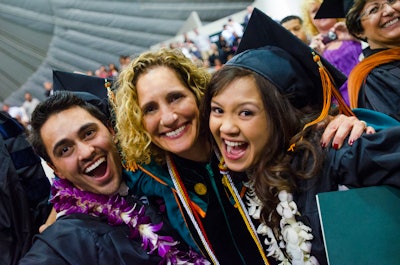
[301,0,344,37]
[114,48,211,166]
[301,0,324,37]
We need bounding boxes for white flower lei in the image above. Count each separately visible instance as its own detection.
[246,185,319,265]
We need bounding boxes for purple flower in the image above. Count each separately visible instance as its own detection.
[50,178,210,264]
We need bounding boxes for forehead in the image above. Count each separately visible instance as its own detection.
[216,76,262,100]
[282,19,302,29]
[40,107,101,148]
[137,67,190,98]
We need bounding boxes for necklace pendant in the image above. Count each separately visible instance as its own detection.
[194,183,207,195]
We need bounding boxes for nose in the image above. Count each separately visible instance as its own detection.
[77,141,95,161]
[382,2,395,14]
[160,111,178,126]
[219,116,239,135]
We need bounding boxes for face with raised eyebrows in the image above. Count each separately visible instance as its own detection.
[41,106,122,195]
[137,66,206,161]
[209,76,269,172]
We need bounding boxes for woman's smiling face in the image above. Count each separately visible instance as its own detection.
[209,76,269,172]
[137,66,204,160]
[359,0,400,49]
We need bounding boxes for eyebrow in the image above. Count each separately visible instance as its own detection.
[52,122,96,156]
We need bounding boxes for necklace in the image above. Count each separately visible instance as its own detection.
[219,158,319,265]
[50,178,210,265]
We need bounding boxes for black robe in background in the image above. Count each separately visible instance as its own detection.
[357,47,400,121]
[0,112,51,265]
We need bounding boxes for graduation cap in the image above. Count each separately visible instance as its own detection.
[314,0,354,18]
[228,8,353,133]
[52,70,112,118]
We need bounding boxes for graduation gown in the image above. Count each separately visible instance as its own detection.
[294,126,400,264]
[18,213,162,265]
[126,155,269,265]
[0,112,51,265]
[357,48,400,121]
[18,179,188,265]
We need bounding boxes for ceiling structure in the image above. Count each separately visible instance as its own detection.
[0,0,252,106]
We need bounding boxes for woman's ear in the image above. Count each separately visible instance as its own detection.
[355,30,367,42]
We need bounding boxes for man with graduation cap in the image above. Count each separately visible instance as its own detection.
[316,0,400,121]
[19,81,209,264]
[202,7,400,265]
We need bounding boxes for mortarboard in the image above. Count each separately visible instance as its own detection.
[314,0,354,19]
[52,70,113,118]
[228,8,353,130]
[53,70,111,100]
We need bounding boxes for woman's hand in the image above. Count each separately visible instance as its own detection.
[309,34,327,53]
[320,114,375,149]
[330,22,359,42]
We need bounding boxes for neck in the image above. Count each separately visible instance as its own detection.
[176,138,212,162]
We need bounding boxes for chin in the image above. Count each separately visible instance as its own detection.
[225,161,247,173]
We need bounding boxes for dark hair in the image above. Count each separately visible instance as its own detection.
[202,66,324,227]
[29,91,109,164]
[280,15,303,25]
[346,0,367,41]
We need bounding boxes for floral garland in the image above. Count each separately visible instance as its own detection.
[50,178,210,265]
[245,185,319,265]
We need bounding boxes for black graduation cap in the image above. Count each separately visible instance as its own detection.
[314,0,354,19]
[231,8,349,112]
[52,70,113,118]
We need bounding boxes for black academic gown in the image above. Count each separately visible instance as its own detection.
[18,214,161,265]
[18,190,187,265]
[0,112,51,265]
[357,48,400,121]
[293,126,400,264]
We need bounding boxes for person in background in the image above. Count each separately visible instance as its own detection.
[341,0,400,120]
[192,28,212,66]
[243,5,254,28]
[2,103,29,129]
[280,15,310,44]
[19,91,208,265]
[301,0,362,106]
[202,8,400,265]
[113,46,369,264]
[22,92,40,123]
[43,81,53,97]
[0,110,51,265]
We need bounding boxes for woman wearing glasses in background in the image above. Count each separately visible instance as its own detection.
[346,0,400,120]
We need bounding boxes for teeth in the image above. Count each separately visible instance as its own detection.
[225,140,244,154]
[384,18,398,28]
[85,157,106,174]
[165,125,185,137]
[225,140,244,147]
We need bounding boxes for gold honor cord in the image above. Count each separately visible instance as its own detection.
[166,155,220,265]
[219,162,271,265]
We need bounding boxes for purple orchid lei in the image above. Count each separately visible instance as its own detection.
[50,179,210,265]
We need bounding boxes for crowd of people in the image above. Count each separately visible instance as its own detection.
[2,1,400,264]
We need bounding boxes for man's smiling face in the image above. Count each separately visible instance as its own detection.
[42,106,122,195]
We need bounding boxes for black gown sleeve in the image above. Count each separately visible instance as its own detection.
[327,126,400,188]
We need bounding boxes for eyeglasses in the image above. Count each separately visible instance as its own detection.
[359,0,399,20]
